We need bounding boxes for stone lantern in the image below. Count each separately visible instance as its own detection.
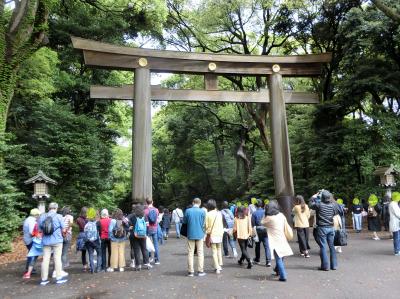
[373,165,399,197]
[24,170,57,214]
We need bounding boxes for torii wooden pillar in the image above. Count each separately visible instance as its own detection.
[71,37,331,220]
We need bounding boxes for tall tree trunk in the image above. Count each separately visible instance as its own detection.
[0,0,50,134]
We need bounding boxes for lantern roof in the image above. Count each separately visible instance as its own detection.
[373,165,400,176]
[24,170,57,185]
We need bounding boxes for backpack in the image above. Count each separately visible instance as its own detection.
[222,209,234,229]
[84,221,98,242]
[112,220,126,238]
[43,215,54,235]
[148,209,157,225]
[134,217,147,238]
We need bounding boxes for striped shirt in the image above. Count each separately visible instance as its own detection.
[310,201,339,227]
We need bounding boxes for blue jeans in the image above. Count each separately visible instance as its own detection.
[274,251,287,280]
[162,227,169,238]
[148,231,160,262]
[393,230,400,254]
[25,243,38,270]
[255,235,271,262]
[222,231,236,256]
[175,222,182,237]
[317,226,337,270]
[353,213,362,231]
[86,241,101,272]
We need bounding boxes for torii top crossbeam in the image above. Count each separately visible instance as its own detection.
[71,37,331,76]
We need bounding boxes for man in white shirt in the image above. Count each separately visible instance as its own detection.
[172,205,184,238]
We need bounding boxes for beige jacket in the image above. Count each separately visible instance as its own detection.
[292,205,311,228]
[233,216,252,240]
[262,213,293,259]
[206,210,224,238]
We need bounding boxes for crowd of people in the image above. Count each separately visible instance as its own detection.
[21,191,400,286]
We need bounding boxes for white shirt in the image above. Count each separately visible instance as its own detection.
[172,208,183,223]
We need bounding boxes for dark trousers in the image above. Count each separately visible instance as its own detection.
[130,238,135,259]
[238,239,251,263]
[86,241,101,273]
[133,237,149,267]
[81,249,87,266]
[297,227,310,253]
[100,239,111,270]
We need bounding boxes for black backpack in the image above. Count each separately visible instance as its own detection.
[112,220,126,238]
[43,215,54,235]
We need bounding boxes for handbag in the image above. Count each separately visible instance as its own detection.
[146,236,155,252]
[334,229,348,246]
[180,222,188,237]
[284,218,293,241]
[334,216,348,246]
[247,236,254,248]
[206,214,218,248]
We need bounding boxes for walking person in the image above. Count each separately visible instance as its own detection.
[221,201,237,258]
[367,194,382,240]
[205,199,224,274]
[389,192,400,255]
[352,198,363,233]
[382,195,391,232]
[76,207,88,272]
[184,197,206,277]
[233,206,253,269]
[107,208,129,272]
[262,200,293,282]
[61,206,73,269]
[310,190,340,271]
[161,208,171,240]
[22,208,41,279]
[144,198,160,264]
[130,204,152,270]
[84,208,101,273]
[127,204,137,268]
[172,205,184,238]
[252,199,272,266]
[38,202,67,285]
[292,195,311,257]
[98,209,112,271]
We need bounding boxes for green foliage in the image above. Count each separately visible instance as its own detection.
[0,135,23,253]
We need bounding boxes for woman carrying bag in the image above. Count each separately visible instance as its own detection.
[233,206,253,269]
[205,199,224,274]
[262,200,293,282]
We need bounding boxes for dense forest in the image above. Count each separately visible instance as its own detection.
[0,0,399,252]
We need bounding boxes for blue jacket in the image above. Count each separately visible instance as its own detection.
[39,211,65,246]
[251,208,265,227]
[108,219,129,242]
[183,206,206,240]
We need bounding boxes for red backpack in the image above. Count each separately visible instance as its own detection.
[99,218,111,240]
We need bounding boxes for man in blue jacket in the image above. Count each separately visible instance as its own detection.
[183,197,206,277]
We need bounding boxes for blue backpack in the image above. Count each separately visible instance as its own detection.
[222,209,234,229]
[148,208,157,225]
[134,217,147,238]
[84,221,98,242]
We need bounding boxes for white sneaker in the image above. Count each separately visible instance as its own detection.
[106,267,114,272]
[52,270,68,278]
[130,260,135,268]
[144,263,152,269]
[119,267,124,272]
[215,269,221,274]
[233,249,238,258]
[149,257,154,263]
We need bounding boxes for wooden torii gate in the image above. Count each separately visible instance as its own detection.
[72,37,331,219]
